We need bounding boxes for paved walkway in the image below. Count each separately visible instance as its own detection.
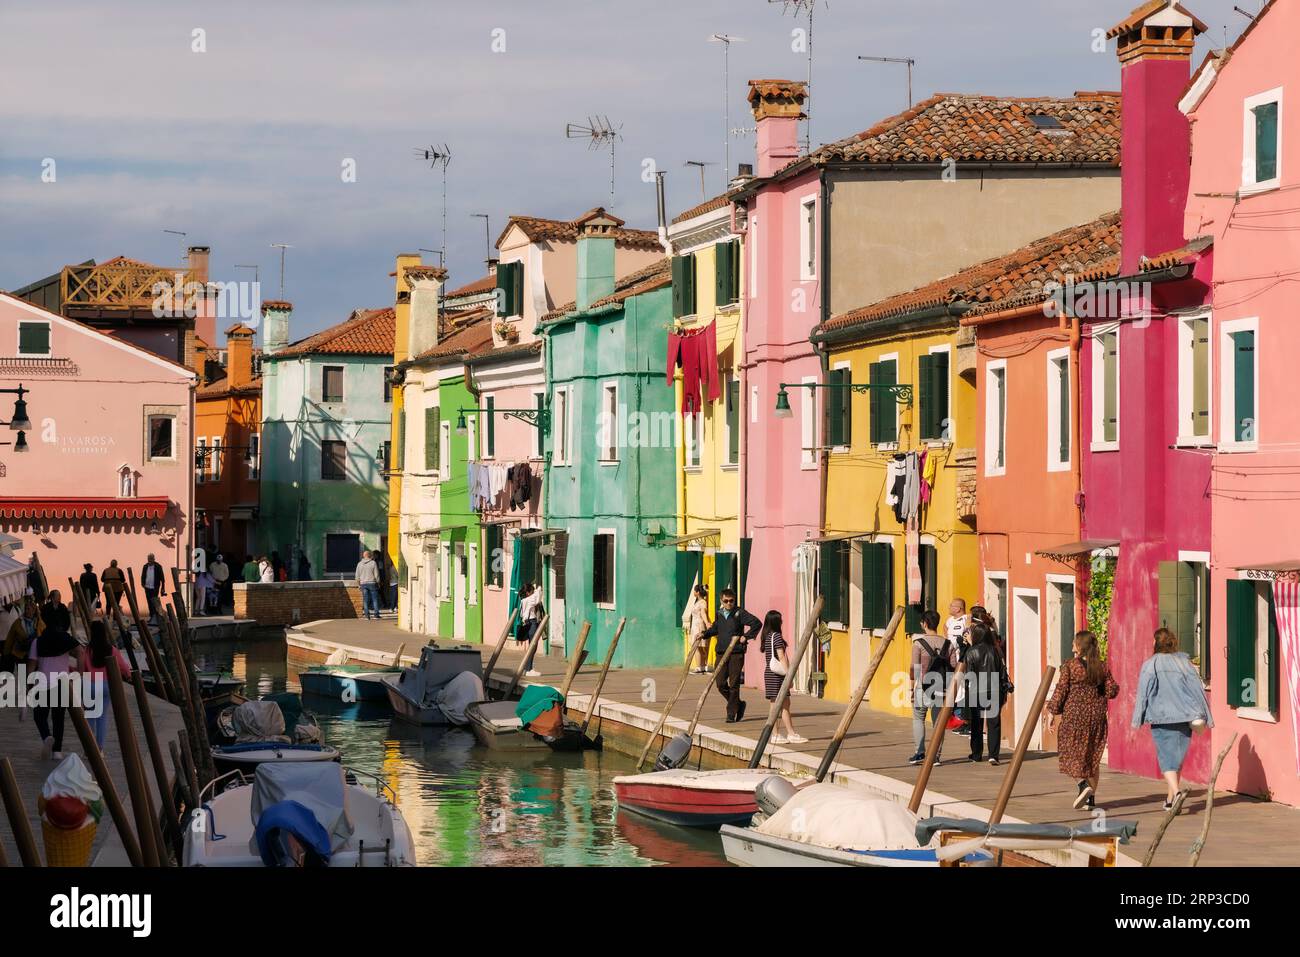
[289,618,1300,867]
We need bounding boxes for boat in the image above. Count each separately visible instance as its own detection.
[212,742,342,775]
[613,767,805,828]
[183,762,416,867]
[211,698,339,775]
[465,690,588,753]
[384,643,484,725]
[300,664,400,703]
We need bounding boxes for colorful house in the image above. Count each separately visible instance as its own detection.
[1181,0,1300,806]
[260,301,394,581]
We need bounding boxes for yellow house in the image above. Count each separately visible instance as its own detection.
[664,195,745,654]
[809,293,980,714]
[386,254,419,586]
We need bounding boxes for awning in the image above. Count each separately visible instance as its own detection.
[0,553,28,605]
[520,528,564,540]
[655,528,721,547]
[0,496,171,521]
[414,523,467,537]
[1233,560,1300,581]
[229,506,257,521]
[813,531,875,544]
[481,517,522,527]
[1035,539,1119,562]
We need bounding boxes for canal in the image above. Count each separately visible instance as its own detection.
[194,634,728,867]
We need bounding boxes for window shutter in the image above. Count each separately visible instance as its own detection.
[1157,561,1198,658]
[996,369,1007,468]
[1225,579,1256,708]
[861,542,892,631]
[1254,102,1278,182]
[397,409,406,469]
[1057,584,1076,667]
[917,354,935,440]
[739,537,752,608]
[676,550,701,621]
[921,544,938,612]
[828,368,850,447]
[1191,316,1209,437]
[820,540,844,625]
[486,396,496,457]
[1232,330,1255,442]
[868,362,883,444]
[1058,358,1071,462]
[727,379,740,463]
[425,406,440,471]
[1266,584,1280,715]
[672,255,696,318]
[1102,332,1118,443]
[729,239,741,302]
[18,323,49,355]
[714,241,733,307]
[878,361,898,444]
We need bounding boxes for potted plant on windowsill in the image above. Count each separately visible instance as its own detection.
[494,319,519,343]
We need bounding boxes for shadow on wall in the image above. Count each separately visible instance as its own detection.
[1234,734,1273,802]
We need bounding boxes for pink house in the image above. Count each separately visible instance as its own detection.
[1181,0,1300,806]
[0,293,196,601]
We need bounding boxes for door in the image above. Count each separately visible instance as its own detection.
[547,531,568,656]
[1012,589,1042,750]
[423,548,439,636]
[453,542,467,640]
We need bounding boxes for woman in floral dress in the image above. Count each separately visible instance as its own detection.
[1046,630,1119,811]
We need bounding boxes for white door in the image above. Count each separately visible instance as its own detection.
[423,548,439,636]
[453,543,467,640]
[1012,590,1042,750]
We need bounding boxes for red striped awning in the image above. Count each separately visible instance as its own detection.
[0,497,171,520]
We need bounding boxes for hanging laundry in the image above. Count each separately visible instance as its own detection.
[888,455,906,521]
[666,321,720,416]
[918,448,931,504]
[906,520,922,606]
[920,446,939,504]
[901,451,921,522]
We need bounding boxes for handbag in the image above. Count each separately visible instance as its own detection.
[768,632,788,677]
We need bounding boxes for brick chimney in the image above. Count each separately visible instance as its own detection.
[1107,1,1206,274]
[393,252,422,363]
[406,264,447,360]
[226,323,255,389]
[188,246,216,350]
[747,79,806,177]
[573,207,621,310]
[262,300,292,355]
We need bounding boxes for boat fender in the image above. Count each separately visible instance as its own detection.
[653,732,693,771]
[754,775,797,818]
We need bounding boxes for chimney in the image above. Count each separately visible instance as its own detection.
[747,79,806,177]
[1107,1,1206,274]
[407,265,447,359]
[393,252,422,362]
[226,323,255,389]
[188,246,216,348]
[262,300,292,355]
[574,208,622,310]
[187,246,210,284]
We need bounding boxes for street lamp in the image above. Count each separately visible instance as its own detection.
[0,384,33,451]
[773,379,914,417]
[457,404,550,434]
[774,386,794,419]
[455,410,469,435]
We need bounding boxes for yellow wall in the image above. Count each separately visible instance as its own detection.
[389,256,418,620]
[822,321,980,715]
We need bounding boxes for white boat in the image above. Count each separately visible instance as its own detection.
[183,762,417,867]
[385,644,484,725]
[614,768,805,828]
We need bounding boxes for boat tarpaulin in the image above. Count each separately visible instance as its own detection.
[755,783,922,851]
[435,670,485,725]
[914,816,1138,862]
[231,700,290,744]
[251,762,354,856]
[515,685,564,726]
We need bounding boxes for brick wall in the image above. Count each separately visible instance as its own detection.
[234,580,363,626]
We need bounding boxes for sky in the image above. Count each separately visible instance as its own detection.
[0,0,1258,342]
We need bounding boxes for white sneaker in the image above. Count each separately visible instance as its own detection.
[691,667,704,675]
[51,752,64,761]
[770,734,788,745]
[41,736,53,760]
[787,734,808,744]
[525,670,541,677]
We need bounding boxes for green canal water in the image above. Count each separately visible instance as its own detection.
[193,636,728,867]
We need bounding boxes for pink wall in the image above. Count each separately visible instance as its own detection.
[1184,0,1300,806]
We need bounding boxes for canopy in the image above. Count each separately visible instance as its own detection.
[1035,539,1119,562]
[515,684,564,726]
[755,784,922,851]
[0,553,28,606]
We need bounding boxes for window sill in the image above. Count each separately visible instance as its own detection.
[598,459,620,467]
[1046,461,1071,473]
[923,439,950,449]
[830,445,850,455]
[984,467,1007,478]
[1173,437,1214,449]
[595,602,616,612]
[683,465,703,474]
[826,621,847,632]
[1239,181,1280,197]
[1219,443,1258,454]
[1090,441,1119,453]
[720,463,739,472]
[800,460,818,471]
[1234,706,1278,725]
[874,443,899,453]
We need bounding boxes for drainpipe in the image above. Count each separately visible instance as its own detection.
[816,169,831,542]
[655,172,673,255]
[732,200,750,543]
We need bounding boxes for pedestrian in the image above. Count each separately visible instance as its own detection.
[209,553,231,613]
[77,620,133,750]
[683,583,712,674]
[78,563,100,611]
[270,550,285,582]
[947,598,973,736]
[242,554,260,584]
[193,568,215,616]
[296,550,312,582]
[32,616,78,760]
[701,587,762,724]
[964,621,1006,765]
[355,550,381,620]
[1046,630,1119,810]
[140,553,166,625]
[760,610,806,745]
[518,582,544,676]
[1133,627,1212,813]
[908,609,959,765]
[27,556,48,604]
[258,556,275,583]
[2,598,43,673]
[40,589,72,635]
[100,560,127,612]
[971,604,1004,659]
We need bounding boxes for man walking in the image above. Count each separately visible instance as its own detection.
[908,610,958,765]
[209,553,231,613]
[78,563,100,611]
[101,560,127,612]
[701,588,761,723]
[140,554,166,625]
[355,550,381,621]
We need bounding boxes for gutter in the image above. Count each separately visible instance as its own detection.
[810,302,968,347]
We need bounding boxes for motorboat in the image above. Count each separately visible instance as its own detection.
[384,644,484,725]
[465,686,588,752]
[183,762,416,867]
[211,699,339,775]
[299,664,400,704]
[613,767,805,828]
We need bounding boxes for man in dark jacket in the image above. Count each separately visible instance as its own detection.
[701,588,762,723]
[39,589,72,634]
[140,555,166,625]
[78,563,100,610]
[963,622,1008,765]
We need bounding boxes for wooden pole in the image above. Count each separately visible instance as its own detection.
[557,621,591,701]
[68,706,143,867]
[168,740,195,817]
[66,577,94,642]
[815,605,905,782]
[1190,732,1238,867]
[31,552,49,602]
[481,606,520,699]
[987,664,1057,825]
[106,599,142,679]
[176,730,202,816]
[0,832,8,866]
[682,629,744,740]
[130,669,181,852]
[908,661,968,813]
[169,567,190,631]
[391,642,407,667]
[748,596,824,769]
[156,605,204,782]
[124,570,177,705]
[636,640,699,770]
[502,613,548,702]
[0,757,43,867]
[580,617,626,736]
[105,657,161,866]
[165,600,215,786]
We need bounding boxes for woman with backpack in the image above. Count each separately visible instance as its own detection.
[909,609,958,765]
[964,621,1007,765]
[1046,630,1118,810]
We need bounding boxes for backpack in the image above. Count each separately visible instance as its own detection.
[916,638,952,681]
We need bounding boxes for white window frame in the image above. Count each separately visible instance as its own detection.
[830,359,851,454]
[1045,574,1077,669]
[800,374,818,469]
[599,381,620,464]
[146,413,177,463]
[723,376,740,469]
[552,386,572,466]
[467,542,478,606]
[1219,316,1260,453]
[481,393,496,459]
[196,437,207,482]
[1241,87,1283,195]
[749,384,759,425]
[211,436,223,481]
[985,359,1008,477]
[439,541,451,601]
[594,527,617,610]
[1046,348,1070,472]
[684,409,702,470]
[984,571,1010,633]
[531,390,546,459]
[467,414,478,464]
[439,421,452,481]
[1090,323,1120,453]
[321,364,345,404]
[1229,570,1279,724]
[799,195,818,281]
[248,432,261,479]
[1176,309,1213,447]
[16,320,52,358]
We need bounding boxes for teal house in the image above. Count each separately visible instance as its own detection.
[259,302,394,580]
[538,212,680,668]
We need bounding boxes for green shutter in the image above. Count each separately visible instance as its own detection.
[868,361,883,444]
[397,409,406,469]
[672,255,696,318]
[1198,564,1211,682]
[716,551,738,596]
[486,396,496,457]
[495,264,509,316]
[714,241,733,306]
[1254,101,1278,182]
[1057,357,1070,462]
[921,544,938,612]
[730,239,741,303]
[675,551,702,620]
[1191,316,1209,437]
[1266,584,1280,715]
[820,540,845,625]
[1102,331,1118,443]
[18,322,50,355]
[933,351,950,442]
[827,368,850,447]
[1232,330,1255,443]
[738,537,752,608]
[1058,584,1076,667]
[1158,561,1198,657]
[1225,579,1257,708]
[878,360,898,444]
[994,368,1007,468]
[861,542,892,631]
[425,406,440,471]
[727,379,740,464]
[918,354,935,440]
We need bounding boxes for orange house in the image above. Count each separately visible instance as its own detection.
[195,323,262,561]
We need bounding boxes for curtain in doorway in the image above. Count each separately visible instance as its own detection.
[1270,579,1300,774]
[792,541,818,695]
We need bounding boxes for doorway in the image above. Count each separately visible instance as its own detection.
[423,547,439,636]
[1012,589,1042,749]
[453,542,467,640]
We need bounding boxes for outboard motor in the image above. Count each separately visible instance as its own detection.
[754,775,797,818]
[653,732,693,771]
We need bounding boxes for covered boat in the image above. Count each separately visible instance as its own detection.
[385,644,484,725]
[211,699,339,774]
[613,767,803,828]
[465,685,587,752]
[299,646,401,704]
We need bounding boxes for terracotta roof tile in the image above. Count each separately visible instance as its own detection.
[467,339,544,365]
[672,194,730,225]
[411,312,493,362]
[445,273,496,298]
[539,258,672,324]
[496,212,660,251]
[1106,0,1209,39]
[271,307,395,359]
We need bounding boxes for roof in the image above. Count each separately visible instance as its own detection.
[445,273,496,299]
[410,311,493,363]
[1106,0,1209,39]
[271,307,395,359]
[672,194,730,225]
[539,258,672,325]
[466,339,544,366]
[818,212,1123,335]
[1180,0,1278,109]
[496,211,660,252]
[197,374,262,398]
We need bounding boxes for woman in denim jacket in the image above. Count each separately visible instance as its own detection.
[1132,628,1212,812]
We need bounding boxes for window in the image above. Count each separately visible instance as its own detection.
[1091,327,1119,449]
[985,573,1009,644]
[147,415,175,461]
[531,391,545,459]
[17,321,51,356]
[827,364,851,450]
[593,531,615,607]
[196,438,207,482]
[439,421,451,482]
[905,543,938,632]
[860,540,894,631]
[1177,312,1211,444]
[1047,578,1076,668]
[324,533,361,576]
[495,261,524,317]
[467,542,478,606]
[322,366,344,403]
[1243,88,1282,192]
[553,387,571,465]
[424,406,441,471]
[800,376,817,468]
[714,239,741,306]
[819,538,850,628]
[1226,578,1279,717]
[383,366,394,403]
[685,410,701,469]
[918,348,951,442]
[321,440,347,480]
[248,433,261,479]
[985,361,1007,475]
[1159,558,1210,680]
[484,395,496,458]
[211,436,223,481]
[725,378,740,466]
[869,359,898,446]
[600,383,619,462]
[381,440,391,473]
[800,196,817,280]
[485,524,505,589]
[672,254,697,318]
[1047,349,1070,470]
[1221,321,1258,450]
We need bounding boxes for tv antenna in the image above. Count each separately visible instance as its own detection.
[233,264,260,286]
[684,161,715,200]
[163,229,188,264]
[413,144,452,268]
[769,0,825,152]
[269,243,292,299]
[858,55,916,110]
[709,34,746,188]
[566,115,623,208]
[418,248,445,269]
[470,214,491,269]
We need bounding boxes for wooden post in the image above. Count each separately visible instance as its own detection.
[558,621,591,701]
[31,552,49,602]
[682,629,743,740]
[106,599,142,679]
[909,661,967,813]
[1190,732,1239,867]
[391,642,407,667]
[123,570,177,705]
[0,757,43,867]
[105,657,161,866]
[130,670,182,851]
[168,740,195,816]
[636,640,699,769]
[481,606,520,699]
[988,665,1057,826]
[176,730,202,816]
[165,601,215,786]
[66,577,95,642]
[748,596,824,769]
[580,617,626,736]
[815,605,904,782]
[156,605,204,782]
[169,567,190,631]
[502,613,548,702]
[68,706,143,867]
